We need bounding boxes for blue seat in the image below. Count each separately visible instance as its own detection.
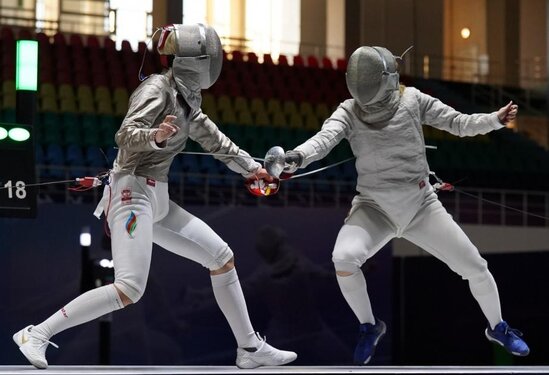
[200,157,225,186]
[45,144,66,179]
[35,144,45,165]
[86,146,108,168]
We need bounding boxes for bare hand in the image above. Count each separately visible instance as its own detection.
[252,168,274,182]
[497,101,518,125]
[155,115,180,143]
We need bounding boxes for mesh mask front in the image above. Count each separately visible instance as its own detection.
[345,46,399,106]
[171,23,223,89]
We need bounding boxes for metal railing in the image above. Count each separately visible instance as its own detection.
[38,165,549,227]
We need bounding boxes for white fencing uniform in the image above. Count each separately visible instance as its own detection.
[293,87,504,328]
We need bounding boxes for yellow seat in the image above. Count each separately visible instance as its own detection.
[202,93,217,112]
[59,84,75,100]
[40,83,58,112]
[304,113,320,130]
[267,98,282,115]
[204,108,220,123]
[237,109,253,126]
[299,102,314,117]
[39,83,56,100]
[254,111,270,127]
[315,102,331,120]
[77,85,95,113]
[234,96,250,113]
[95,86,113,115]
[250,98,266,115]
[201,93,217,119]
[271,111,287,128]
[41,95,59,112]
[2,81,16,109]
[60,97,78,113]
[220,107,237,124]
[58,84,77,113]
[288,112,303,129]
[283,100,298,117]
[113,88,129,117]
[217,95,232,113]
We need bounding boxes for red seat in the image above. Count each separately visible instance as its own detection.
[53,32,67,46]
[87,35,100,48]
[263,53,274,65]
[18,29,33,40]
[36,32,50,45]
[103,37,116,52]
[336,58,347,71]
[121,39,133,52]
[278,54,289,66]
[69,34,83,47]
[1,26,15,42]
[247,52,259,64]
[293,55,304,66]
[306,55,319,68]
[231,50,244,62]
[321,56,334,69]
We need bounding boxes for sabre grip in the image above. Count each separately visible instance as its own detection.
[284,150,304,173]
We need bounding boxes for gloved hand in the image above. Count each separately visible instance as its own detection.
[283,150,303,173]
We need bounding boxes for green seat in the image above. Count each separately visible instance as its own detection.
[99,115,118,147]
[61,113,81,145]
[41,112,63,145]
[80,114,100,147]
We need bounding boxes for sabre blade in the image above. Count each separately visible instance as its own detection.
[178,150,266,162]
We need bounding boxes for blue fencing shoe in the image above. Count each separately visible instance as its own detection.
[353,318,387,365]
[485,321,530,356]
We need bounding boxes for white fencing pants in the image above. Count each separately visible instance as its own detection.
[332,183,502,328]
[106,174,234,303]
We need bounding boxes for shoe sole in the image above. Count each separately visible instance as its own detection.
[12,328,48,369]
[355,322,387,365]
[236,353,298,369]
[485,329,530,357]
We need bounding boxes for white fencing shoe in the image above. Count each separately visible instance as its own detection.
[13,325,58,369]
[236,335,297,369]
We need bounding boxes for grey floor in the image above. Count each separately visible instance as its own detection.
[1,366,549,375]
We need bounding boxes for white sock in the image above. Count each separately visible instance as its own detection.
[32,284,123,340]
[468,271,502,329]
[337,271,375,324]
[211,268,259,348]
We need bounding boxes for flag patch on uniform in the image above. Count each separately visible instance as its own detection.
[125,211,137,237]
[121,188,132,205]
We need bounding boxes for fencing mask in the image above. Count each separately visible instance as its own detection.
[158,23,223,89]
[345,46,403,106]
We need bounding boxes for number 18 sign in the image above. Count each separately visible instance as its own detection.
[0,123,36,218]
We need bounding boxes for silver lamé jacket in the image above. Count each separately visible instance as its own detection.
[112,70,261,182]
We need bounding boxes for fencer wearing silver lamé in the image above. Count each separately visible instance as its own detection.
[12,23,297,370]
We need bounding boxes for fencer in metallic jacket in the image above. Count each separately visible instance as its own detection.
[112,68,261,182]
[11,23,298,371]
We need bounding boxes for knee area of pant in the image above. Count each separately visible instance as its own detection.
[466,268,493,284]
[333,260,361,276]
[113,278,145,304]
[206,246,234,272]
